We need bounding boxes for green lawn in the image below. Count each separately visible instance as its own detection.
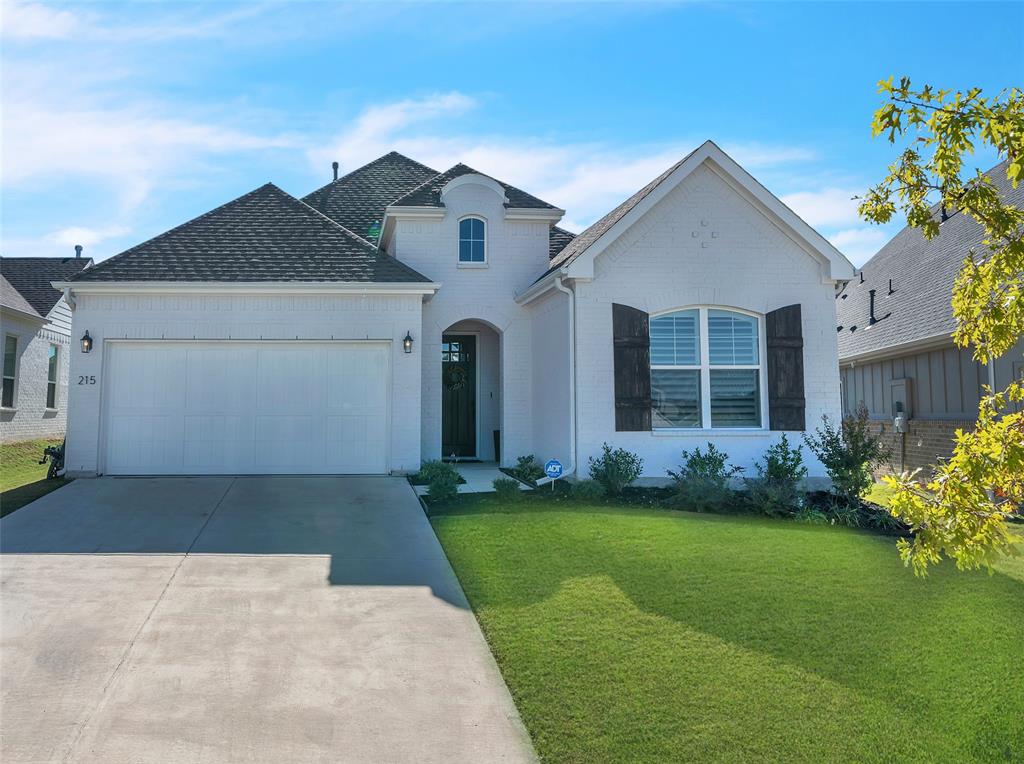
[430,496,1023,763]
[1,439,69,517]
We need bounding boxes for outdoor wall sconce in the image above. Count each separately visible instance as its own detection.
[80,330,93,354]
[403,331,414,354]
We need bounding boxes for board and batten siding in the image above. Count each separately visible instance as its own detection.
[841,337,1024,420]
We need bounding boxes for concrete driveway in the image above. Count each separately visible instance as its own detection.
[1,477,535,764]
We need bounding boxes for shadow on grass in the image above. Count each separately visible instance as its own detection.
[429,494,1024,759]
[1,478,71,518]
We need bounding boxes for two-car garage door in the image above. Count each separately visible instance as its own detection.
[102,342,389,475]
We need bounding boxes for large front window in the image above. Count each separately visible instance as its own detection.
[650,308,762,429]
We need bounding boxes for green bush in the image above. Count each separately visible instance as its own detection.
[825,499,862,527]
[571,479,606,501]
[664,443,740,513]
[509,454,545,484]
[492,477,523,502]
[794,506,828,524]
[416,459,458,484]
[588,443,643,497]
[427,470,460,502]
[803,405,888,506]
[745,435,807,517]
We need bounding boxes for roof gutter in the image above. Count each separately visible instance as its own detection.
[535,275,577,486]
[514,268,567,305]
[51,281,441,297]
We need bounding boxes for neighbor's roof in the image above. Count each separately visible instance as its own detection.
[70,184,433,284]
[1,273,42,318]
[836,160,1021,361]
[1,256,92,315]
[390,163,559,210]
[302,152,439,245]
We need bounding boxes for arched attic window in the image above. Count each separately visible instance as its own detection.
[458,217,486,264]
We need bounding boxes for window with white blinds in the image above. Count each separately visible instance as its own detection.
[649,308,762,429]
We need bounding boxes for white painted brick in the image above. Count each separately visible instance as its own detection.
[1,309,71,443]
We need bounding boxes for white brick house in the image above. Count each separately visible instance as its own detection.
[56,141,853,479]
[2,255,93,443]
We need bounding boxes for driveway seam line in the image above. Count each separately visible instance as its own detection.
[59,477,237,763]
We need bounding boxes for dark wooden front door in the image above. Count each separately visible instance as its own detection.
[442,334,476,458]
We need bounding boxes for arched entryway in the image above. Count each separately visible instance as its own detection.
[441,319,502,461]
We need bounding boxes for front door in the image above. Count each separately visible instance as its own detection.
[442,334,476,458]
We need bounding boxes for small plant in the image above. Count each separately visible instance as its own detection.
[492,477,523,502]
[427,471,459,502]
[745,435,807,517]
[664,443,741,513]
[571,479,606,502]
[588,443,643,497]
[826,499,862,527]
[794,506,828,525]
[509,454,545,484]
[803,405,889,506]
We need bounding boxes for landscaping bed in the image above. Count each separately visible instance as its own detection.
[1,439,69,518]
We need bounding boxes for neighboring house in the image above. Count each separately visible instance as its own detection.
[1,253,94,443]
[836,160,1024,474]
[56,141,854,478]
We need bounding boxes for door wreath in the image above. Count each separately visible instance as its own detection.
[444,364,469,392]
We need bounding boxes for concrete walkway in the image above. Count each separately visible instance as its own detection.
[413,462,530,495]
[0,477,536,764]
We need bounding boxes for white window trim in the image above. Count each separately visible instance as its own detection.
[46,343,60,411]
[2,333,19,410]
[457,215,488,267]
[650,306,768,431]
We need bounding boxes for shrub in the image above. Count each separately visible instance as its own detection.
[427,471,459,502]
[588,443,643,497]
[492,477,523,502]
[664,443,741,513]
[571,479,607,502]
[825,499,862,527]
[509,454,545,484]
[417,459,457,484]
[794,506,828,524]
[803,405,888,506]
[745,435,807,517]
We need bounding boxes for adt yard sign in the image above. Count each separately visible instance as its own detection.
[544,459,563,480]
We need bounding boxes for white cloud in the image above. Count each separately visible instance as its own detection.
[47,225,130,249]
[781,187,862,228]
[827,227,890,266]
[1,1,79,39]
[312,94,820,231]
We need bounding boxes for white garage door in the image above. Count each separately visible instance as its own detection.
[102,341,389,475]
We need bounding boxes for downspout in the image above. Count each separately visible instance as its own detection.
[536,275,577,485]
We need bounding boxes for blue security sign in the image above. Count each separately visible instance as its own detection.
[544,459,563,479]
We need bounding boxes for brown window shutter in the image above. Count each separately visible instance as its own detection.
[766,304,805,431]
[612,303,652,431]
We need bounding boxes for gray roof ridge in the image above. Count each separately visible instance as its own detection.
[303,151,441,203]
[386,166,450,207]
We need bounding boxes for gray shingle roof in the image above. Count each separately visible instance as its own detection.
[1,274,42,317]
[70,184,432,283]
[302,152,439,244]
[390,163,559,210]
[1,256,92,315]
[541,146,700,279]
[549,225,577,260]
[836,160,1021,360]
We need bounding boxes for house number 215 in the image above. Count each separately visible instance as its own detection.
[78,375,97,385]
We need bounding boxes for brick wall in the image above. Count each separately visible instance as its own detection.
[1,312,70,444]
[867,418,970,477]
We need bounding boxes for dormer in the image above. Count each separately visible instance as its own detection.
[379,164,564,254]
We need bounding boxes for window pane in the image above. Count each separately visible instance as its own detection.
[710,369,760,427]
[708,310,758,365]
[47,382,56,409]
[2,379,13,408]
[471,218,484,240]
[3,336,16,378]
[459,218,473,240]
[650,310,699,365]
[471,240,485,261]
[459,240,472,262]
[48,345,58,383]
[651,369,701,427]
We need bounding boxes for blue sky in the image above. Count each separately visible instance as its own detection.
[2,1,1021,267]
